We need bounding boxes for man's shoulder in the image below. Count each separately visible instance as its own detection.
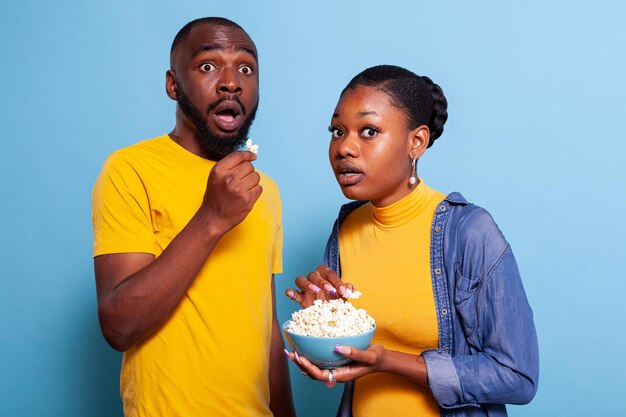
[257,169,277,186]
[257,170,281,202]
[102,135,170,169]
[111,134,169,157]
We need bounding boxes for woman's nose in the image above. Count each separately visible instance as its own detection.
[334,133,359,158]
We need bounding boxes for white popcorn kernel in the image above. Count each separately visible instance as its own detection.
[343,288,362,299]
[287,299,375,337]
[246,138,259,154]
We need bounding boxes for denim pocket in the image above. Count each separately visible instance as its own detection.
[454,262,481,336]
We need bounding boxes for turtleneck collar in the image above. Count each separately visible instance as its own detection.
[371,180,437,228]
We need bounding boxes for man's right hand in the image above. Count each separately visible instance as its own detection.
[200,150,262,235]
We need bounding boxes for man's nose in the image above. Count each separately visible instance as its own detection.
[218,68,242,94]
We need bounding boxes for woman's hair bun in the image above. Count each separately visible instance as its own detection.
[421,76,448,147]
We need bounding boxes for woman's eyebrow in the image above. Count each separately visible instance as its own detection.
[332,110,377,119]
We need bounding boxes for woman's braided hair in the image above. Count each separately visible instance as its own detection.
[341,65,448,148]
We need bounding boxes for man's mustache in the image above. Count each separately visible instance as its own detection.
[207,95,247,115]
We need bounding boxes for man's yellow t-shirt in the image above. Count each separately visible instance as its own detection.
[92,134,283,417]
[339,181,444,417]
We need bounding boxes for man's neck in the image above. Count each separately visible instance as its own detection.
[168,126,212,160]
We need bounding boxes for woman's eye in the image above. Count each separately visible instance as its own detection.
[329,127,344,138]
[361,127,378,138]
[239,65,254,75]
[200,63,216,72]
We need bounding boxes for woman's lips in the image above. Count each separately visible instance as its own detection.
[336,170,364,186]
[335,162,364,186]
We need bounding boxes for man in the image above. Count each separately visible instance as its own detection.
[92,17,295,417]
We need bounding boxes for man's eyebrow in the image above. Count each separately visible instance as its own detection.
[192,44,258,61]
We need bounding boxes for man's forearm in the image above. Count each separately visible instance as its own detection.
[96,209,227,351]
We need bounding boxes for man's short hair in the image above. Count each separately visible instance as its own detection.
[170,17,249,57]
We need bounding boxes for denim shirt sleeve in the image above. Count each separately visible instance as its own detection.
[422,204,539,409]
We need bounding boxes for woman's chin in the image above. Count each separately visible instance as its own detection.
[339,185,368,201]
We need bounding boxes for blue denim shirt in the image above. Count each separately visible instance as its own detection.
[324,193,539,417]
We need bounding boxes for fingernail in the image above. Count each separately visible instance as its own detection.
[287,290,295,299]
[308,284,320,293]
[335,345,350,355]
[324,284,336,295]
[284,348,290,358]
[339,286,349,297]
[294,351,302,364]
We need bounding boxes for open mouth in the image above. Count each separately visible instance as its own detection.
[335,165,364,186]
[212,100,243,132]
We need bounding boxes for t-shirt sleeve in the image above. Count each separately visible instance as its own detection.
[264,176,283,275]
[272,222,283,274]
[92,151,156,257]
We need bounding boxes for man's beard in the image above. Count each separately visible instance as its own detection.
[177,85,258,160]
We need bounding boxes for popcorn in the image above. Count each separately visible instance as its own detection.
[287,299,375,338]
[246,138,259,154]
[343,288,362,299]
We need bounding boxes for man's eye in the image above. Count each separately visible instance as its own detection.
[361,127,378,138]
[200,63,216,72]
[239,65,254,75]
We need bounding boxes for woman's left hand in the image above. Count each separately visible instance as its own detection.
[285,344,386,387]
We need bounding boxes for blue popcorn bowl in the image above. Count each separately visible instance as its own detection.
[282,320,376,369]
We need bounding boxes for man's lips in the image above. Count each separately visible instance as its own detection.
[211,99,243,132]
[335,162,364,186]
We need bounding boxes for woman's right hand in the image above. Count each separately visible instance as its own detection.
[285,344,387,386]
[285,264,355,308]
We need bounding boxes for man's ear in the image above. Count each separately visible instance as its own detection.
[165,70,178,101]
[409,125,430,160]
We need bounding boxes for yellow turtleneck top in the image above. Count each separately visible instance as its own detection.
[338,181,445,417]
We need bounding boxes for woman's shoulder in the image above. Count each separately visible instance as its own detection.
[443,192,495,224]
[442,192,509,253]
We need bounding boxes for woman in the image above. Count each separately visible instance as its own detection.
[285,65,538,417]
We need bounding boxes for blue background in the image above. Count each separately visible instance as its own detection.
[1,1,625,416]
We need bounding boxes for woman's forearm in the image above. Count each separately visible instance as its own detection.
[379,349,430,388]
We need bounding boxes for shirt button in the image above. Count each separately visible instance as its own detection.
[439,205,446,212]
[441,308,448,316]
[435,226,442,233]
[435,268,441,275]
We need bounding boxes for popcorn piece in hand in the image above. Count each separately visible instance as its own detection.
[246,138,259,154]
[343,288,362,299]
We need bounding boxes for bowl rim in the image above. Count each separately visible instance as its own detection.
[281,319,376,339]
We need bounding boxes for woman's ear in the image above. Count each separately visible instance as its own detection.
[409,125,430,160]
[165,70,178,100]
